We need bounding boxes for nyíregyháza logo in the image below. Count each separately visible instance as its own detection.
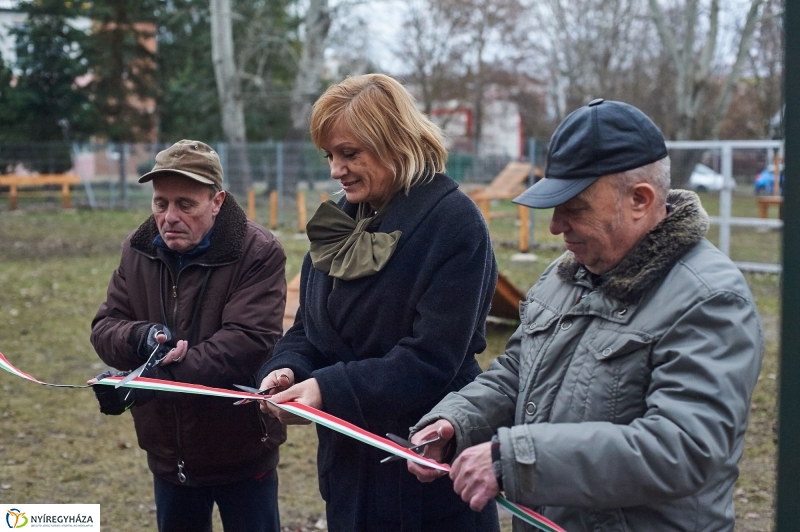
[5,508,28,529]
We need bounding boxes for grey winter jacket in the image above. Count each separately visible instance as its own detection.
[415,190,763,531]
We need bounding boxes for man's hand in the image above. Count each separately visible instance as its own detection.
[88,371,158,413]
[134,325,188,366]
[407,419,455,482]
[259,372,321,425]
[158,339,188,366]
[88,371,137,415]
[450,442,500,512]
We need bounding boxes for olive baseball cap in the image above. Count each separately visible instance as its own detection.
[513,99,667,209]
[138,140,224,188]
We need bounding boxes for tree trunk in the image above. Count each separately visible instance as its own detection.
[209,0,250,196]
[290,0,330,138]
[648,0,764,186]
[284,0,331,194]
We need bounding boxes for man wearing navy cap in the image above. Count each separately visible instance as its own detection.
[409,100,763,530]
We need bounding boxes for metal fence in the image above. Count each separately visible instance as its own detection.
[0,139,784,273]
[0,141,519,211]
[665,139,784,273]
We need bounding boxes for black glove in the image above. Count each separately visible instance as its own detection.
[92,370,155,415]
[132,324,176,362]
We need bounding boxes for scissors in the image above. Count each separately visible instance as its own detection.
[232,384,281,405]
[115,342,168,389]
[381,432,442,463]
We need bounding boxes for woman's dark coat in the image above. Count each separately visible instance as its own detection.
[258,174,499,531]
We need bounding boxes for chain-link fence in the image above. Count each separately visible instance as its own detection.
[0,139,784,272]
[0,141,328,210]
[0,140,523,210]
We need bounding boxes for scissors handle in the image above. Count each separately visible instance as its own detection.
[232,384,281,405]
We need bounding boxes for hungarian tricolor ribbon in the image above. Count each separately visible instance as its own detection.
[0,351,89,388]
[0,351,565,532]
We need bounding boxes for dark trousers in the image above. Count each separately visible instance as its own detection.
[153,470,280,532]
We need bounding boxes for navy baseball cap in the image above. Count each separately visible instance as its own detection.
[513,99,668,209]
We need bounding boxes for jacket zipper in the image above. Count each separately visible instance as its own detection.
[173,404,186,483]
[169,268,182,330]
[257,410,269,443]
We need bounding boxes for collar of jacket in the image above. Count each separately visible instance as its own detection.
[337,173,458,251]
[557,189,709,304]
[129,193,248,266]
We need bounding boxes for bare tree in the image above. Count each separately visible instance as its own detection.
[531,0,658,122]
[746,0,783,138]
[429,0,529,155]
[290,0,331,137]
[394,0,465,115]
[210,0,246,143]
[648,0,765,141]
[209,0,249,194]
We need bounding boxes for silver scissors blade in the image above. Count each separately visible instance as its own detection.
[381,433,442,463]
[234,384,266,394]
[232,384,280,405]
[115,343,162,389]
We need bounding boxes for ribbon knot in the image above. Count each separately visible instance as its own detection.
[308,200,401,281]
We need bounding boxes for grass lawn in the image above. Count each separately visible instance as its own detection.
[0,191,779,531]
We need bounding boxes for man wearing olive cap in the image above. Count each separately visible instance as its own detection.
[90,140,287,531]
[409,100,763,531]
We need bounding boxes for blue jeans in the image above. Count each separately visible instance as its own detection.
[153,470,280,532]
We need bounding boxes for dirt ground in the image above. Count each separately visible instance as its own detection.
[0,201,779,531]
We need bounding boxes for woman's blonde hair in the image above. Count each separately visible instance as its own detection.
[310,73,447,193]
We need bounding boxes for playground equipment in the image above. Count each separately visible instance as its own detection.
[467,162,543,253]
[757,153,783,219]
[248,186,531,324]
[0,173,82,210]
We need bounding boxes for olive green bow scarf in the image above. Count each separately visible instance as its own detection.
[307,200,401,281]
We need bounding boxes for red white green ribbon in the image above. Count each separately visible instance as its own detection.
[0,351,565,531]
[0,351,90,387]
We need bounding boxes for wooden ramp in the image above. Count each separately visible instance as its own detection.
[283,273,301,332]
[468,162,542,202]
[282,271,525,330]
[468,163,543,234]
[490,272,526,320]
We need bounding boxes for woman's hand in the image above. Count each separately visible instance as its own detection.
[259,368,295,394]
[259,373,323,425]
[407,419,454,482]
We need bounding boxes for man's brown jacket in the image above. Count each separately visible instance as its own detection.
[91,194,287,486]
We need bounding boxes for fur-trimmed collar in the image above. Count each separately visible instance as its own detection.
[557,189,709,304]
[129,193,248,266]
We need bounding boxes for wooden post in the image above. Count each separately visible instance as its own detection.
[477,197,490,227]
[9,183,18,210]
[518,204,529,252]
[297,191,307,232]
[247,189,256,220]
[270,190,278,229]
[774,153,782,196]
[62,182,71,209]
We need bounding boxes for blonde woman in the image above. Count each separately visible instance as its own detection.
[257,74,500,531]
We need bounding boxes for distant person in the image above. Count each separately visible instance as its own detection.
[257,74,500,531]
[409,99,764,531]
[90,140,287,532]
